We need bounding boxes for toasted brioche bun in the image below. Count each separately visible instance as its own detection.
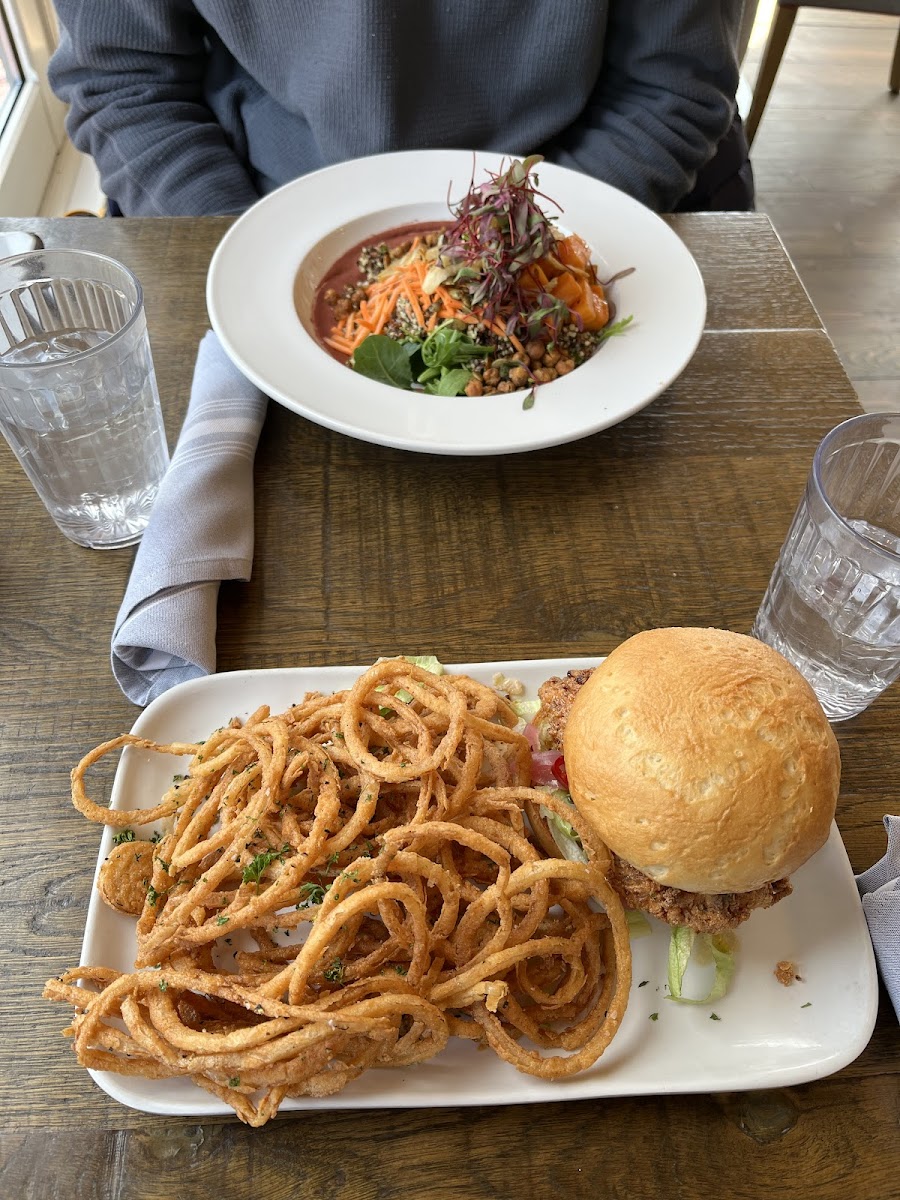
[562,627,840,894]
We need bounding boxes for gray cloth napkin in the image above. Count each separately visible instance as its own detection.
[856,815,900,1021]
[111,331,268,706]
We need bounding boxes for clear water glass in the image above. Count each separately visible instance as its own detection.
[0,249,169,549]
[752,412,900,721]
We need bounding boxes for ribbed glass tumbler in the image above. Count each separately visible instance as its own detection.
[753,412,900,721]
[0,249,169,548]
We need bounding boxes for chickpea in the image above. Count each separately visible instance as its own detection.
[555,358,575,376]
[496,380,514,394]
[508,365,530,388]
[525,339,545,361]
[323,288,339,306]
[333,298,351,317]
[533,367,558,383]
[465,378,484,397]
[483,367,500,385]
[542,346,561,367]
[351,288,367,306]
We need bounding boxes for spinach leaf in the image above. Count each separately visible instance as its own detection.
[352,335,414,389]
[418,322,491,383]
[424,367,473,396]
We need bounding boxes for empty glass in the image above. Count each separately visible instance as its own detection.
[752,412,900,721]
[0,249,169,549]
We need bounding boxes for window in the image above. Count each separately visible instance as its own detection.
[0,0,67,215]
[0,9,24,127]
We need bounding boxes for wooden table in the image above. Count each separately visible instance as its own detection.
[1,214,898,1199]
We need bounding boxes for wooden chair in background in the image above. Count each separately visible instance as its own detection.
[746,0,900,145]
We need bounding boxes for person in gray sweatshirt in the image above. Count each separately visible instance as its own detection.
[48,0,753,217]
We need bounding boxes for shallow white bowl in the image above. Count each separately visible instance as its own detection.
[207,150,707,456]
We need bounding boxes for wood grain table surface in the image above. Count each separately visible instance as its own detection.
[0,214,898,1200]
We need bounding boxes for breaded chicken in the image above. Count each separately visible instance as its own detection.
[536,668,594,750]
[607,854,792,934]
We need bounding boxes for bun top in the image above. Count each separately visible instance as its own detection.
[562,627,840,893]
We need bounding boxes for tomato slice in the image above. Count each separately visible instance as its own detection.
[551,755,569,790]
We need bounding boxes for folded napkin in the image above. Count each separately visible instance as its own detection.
[111,331,268,706]
[856,815,900,1021]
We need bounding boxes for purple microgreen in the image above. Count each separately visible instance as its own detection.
[440,156,560,322]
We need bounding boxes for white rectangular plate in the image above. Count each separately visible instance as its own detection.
[78,659,878,1117]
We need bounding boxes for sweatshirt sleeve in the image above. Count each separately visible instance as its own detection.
[48,2,260,216]
[543,0,744,211]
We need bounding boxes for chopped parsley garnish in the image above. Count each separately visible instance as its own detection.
[112,828,135,845]
[242,844,290,887]
[297,882,325,907]
[324,958,345,983]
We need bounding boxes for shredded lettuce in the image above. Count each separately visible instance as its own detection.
[375,656,445,715]
[625,909,653,939]
[666,926,736,1005]
[403,655,445,675]
[510,697,540,722]
[539,795,587,864]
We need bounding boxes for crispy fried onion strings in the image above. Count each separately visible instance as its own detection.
[45,660,631,1125]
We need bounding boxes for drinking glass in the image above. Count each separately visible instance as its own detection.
[0,249,169,548]
[752,412,900,721]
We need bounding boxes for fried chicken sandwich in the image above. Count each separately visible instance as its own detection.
[536,627,840,934]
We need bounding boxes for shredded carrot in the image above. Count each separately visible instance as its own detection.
[364,293,388,330]
[489,317,525,357]
[402,282,425,328]
[434,285,457,309]
[324,334,354,353]
[371,288,400,335]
